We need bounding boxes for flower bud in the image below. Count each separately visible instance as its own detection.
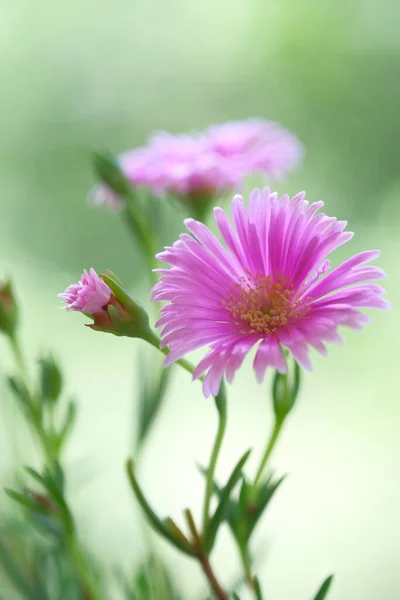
[39,355,63,405]
[59,269,153,341]
[0,280,18,337]
[272,358,300,421]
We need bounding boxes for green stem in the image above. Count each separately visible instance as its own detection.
[9,334,28,381]
[184,509,229,600]
[67,536,102,600]
[253,417,285,486]
[238,542,253,588]
[202,385,227,537]
[145,331,202,380]
[8,335,57,468]
[123,199,159,289]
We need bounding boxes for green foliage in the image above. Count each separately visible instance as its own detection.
[115,555,184,600]
[312,575,334,600]
[7,463,74,539]
[136,350,170,448]
[0,520,89,600]
[92,151,131,196]
[205,449,251,554]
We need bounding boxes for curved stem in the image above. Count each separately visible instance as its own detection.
[198,554,229,600]
[123,201,159,289]
[145,331,202,380]
[253,417,285,486]
[202,386,227,536]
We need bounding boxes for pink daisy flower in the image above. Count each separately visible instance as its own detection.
[58,268,112,314]
[122,132,240,200]
[91,134,239,208]
[206,119,303,180]
[152,188,389,397]
[91,120,302,209]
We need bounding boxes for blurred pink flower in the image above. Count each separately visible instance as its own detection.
[58,268,112,314]
[121,133,240,200]
[206,119,303,180]
[91,119,302,208]
[152,188,389,397]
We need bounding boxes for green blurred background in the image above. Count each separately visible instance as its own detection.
[0,0,399,598]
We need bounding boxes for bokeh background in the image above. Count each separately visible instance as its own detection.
[1,0,399,598]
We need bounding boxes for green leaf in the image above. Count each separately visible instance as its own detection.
[205,449,251,554]
[246,475,285,538]
[100,274,152,339]
[312,575,334,600]
[231,594,241,600]
[92,151,131,196]
[126,459,195,557]
[7,376,32,411]
[137,354,171,447]
[57,399,77,450]
[23,466,74,534]
[5,489,51,515]
[254,577,263,600]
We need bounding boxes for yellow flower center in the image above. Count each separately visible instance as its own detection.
[223,273,309,335]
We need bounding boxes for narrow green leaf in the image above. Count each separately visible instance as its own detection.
[137,359,170,447]
[312,575,334,600]
[7,376,32,410]
[24,467,63,507]
[92,151,131,196]
[205,449,251,554]
[254,577,263,600]
[126,459,195,557]
[23,466,74,533]
[247,475,286,537]
[5,489,50,515]
[231,594,241,600]
[238,477,250,509]
[57,400,77,450]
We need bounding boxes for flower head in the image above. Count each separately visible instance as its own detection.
[152,188,389,397]
[58,268,112,314]
[121,132,239,200]
[206,119,303,180]
[91,120,302,209]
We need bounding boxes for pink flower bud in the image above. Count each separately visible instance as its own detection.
[58,268,112,315]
